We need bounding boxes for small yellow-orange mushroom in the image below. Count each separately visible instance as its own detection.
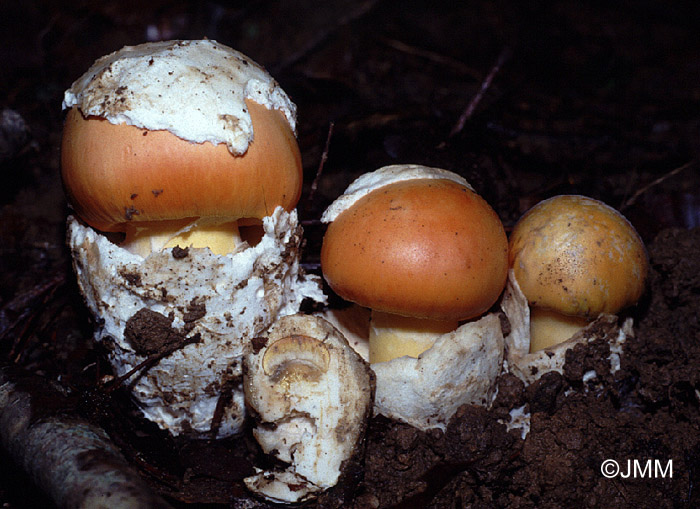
[509,195,649,352]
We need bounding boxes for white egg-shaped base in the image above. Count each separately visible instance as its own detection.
[320,306,504,431]
[68,208,325,438]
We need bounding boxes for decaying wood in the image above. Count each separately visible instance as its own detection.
[0,365,171,509]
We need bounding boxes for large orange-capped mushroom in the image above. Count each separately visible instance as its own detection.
[321,165,508,363]
[61,39,302,257]
[61,40,326,438]
[509,195,649,352]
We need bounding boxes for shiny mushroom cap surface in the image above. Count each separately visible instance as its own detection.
[321,165,509,321]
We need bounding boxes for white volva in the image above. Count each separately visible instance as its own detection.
[501,270,632,385]
[63,39,324,437]
[69,208,325,437]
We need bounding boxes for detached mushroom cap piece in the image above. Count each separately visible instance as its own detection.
[244,314,373,504]
[508,195,649,352]
[61,39,302,256]
[63,40,325,437]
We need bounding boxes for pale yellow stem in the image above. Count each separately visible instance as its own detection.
[123,219,242,257]
[369,310,458,363]
[528,307,590,352]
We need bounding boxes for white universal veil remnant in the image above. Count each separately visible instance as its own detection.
[502,195,649,385]
[244,314,373,504]
[501,270,633,386]
[62,40,325,437]
[320,165,508,431]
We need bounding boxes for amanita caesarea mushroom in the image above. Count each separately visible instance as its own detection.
[244,314,373,504]
[502,195,648,383]
[63,40,325,437]
[321,165,508,363]
[320,165,507,430]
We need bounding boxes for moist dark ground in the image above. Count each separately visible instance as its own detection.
[1,1,699,507]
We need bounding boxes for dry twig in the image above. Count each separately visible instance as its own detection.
[104,333,202,393]
[273,0,380,72]
[448,46,512,139]
[305,121,335,214]
[0,274,66,344]
[382,37,482,79]
[620,160,696,211]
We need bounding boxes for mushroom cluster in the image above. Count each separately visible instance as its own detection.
[63,40,324,437]
[61,39,652,504]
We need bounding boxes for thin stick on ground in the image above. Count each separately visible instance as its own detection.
[0,273,66,344]
[448,46,512,139]
[273,0,380,72]
[382,37,482,79]
[104,333,202,393]
[305,121,335,215]
[620,160,696,211]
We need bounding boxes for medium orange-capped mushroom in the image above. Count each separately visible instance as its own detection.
[61,40,302,257]
[509,195,649,352]
[321,165,508,363]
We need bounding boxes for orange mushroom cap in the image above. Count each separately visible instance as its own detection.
[509,195,649,318]
[61,99,301,233]
[321,177,509,321]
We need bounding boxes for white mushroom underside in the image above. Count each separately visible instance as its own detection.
[68,207,325,437]
[244,315,372,503]
[62,39,296,155]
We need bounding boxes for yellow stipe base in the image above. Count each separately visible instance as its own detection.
[529,307,590,353]
[369,310,458,364]
[123,220,241,257]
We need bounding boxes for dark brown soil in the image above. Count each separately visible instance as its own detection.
[1,1,699,508]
